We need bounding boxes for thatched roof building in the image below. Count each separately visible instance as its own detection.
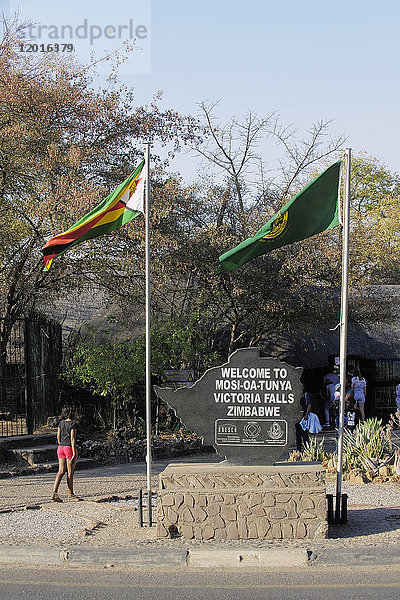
[261,286,400,421]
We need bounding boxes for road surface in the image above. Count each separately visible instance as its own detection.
[0,564,399,600]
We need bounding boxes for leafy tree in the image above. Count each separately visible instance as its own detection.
[63,311,220,431]
[103,148,399,368]
[0,18,201,369]
[350,153,400,213]
[145,311,221,377]
[349,155,400,287]
[64,340,143,431]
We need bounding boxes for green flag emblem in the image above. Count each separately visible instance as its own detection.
[217,160,342,273]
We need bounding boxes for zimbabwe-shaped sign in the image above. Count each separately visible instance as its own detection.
[154,348,303,465]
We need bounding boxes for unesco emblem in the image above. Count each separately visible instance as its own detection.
[244,421,261,438]
[268,421,283,440]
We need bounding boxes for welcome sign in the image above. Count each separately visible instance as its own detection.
[155,348,303,465]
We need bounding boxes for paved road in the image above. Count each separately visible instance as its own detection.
[0,564,399,600]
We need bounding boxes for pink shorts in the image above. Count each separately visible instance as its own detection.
[57,446,78,460]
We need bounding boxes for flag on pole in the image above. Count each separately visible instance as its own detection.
[42,160,146,270]
[217,160,342,273]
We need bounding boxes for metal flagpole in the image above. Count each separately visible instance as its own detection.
[144,142,152,525]
[336,148,351,523]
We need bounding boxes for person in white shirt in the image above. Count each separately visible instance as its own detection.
[351,369,366,422]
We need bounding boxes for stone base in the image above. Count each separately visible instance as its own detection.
[157,463,327,540]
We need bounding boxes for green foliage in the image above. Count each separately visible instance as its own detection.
[301,437,329,463]
[288,417,399,476]
[288,437,329,463]
[342,418,394,472]
[351,154,400,213]
[145,311,221,377]
[66,312,221,390]
[63,339,144,431]
[65,341,140,398]
[349,154,400,286]
[63,311,221,431]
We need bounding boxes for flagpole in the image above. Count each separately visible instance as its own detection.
[144,142,152,525]
[336,148,351,522]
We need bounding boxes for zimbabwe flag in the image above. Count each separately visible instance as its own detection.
[42,160,145,270]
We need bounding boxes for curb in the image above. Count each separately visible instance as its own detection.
[0,545,308,568]
[1,543,400,568]
[0,546,66,565]
[309,546,400,567]
[187,548,308,568]
[68,547,188,567]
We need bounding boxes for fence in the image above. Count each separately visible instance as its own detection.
[0,311,62,436]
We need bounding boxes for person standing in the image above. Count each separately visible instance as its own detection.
[51,404,80,502]
[296,390,322,451]
[351,369,367,422]
[344,398,360,432]
[322,369,340,427]
[333,378,354,427]
[296,390,312,451]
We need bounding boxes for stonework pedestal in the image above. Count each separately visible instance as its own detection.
[157,463,327,541]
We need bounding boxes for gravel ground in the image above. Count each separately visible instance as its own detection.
[0,508,90,540]
[0,454,399,549]
[326,481,400,507]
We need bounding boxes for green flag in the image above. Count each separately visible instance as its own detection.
[217,160,342,273]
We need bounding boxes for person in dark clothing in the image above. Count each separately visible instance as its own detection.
[344,398,360,432]
[296,390,312,451]
[51,404,80,502]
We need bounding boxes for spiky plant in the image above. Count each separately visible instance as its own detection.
[301,437,328,463]
[342,418,393,473]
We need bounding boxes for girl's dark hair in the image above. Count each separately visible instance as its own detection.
[353,368,360,379]
[60,404,76,420]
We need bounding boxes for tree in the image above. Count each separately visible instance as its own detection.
[64,339,143,431]
[193,101,276,224]
[63,312,221,431]
[104,147,399,368]
[0,18,201,368]
[146,106,347,357]
[349,155,400,287]
[193,102,346,229]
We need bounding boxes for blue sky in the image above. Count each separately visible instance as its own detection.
[137,0,400,176]
[3,0,400,178]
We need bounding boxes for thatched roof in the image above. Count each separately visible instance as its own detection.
[39,285,107,336]
[36,285,400,367]
[261,286,400,369]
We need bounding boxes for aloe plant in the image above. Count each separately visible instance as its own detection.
[301,437,328,463]
[342,418,393,473]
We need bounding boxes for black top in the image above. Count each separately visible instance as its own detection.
[58,420,77,447]
[300,392,312,416]
[345,409,360,428]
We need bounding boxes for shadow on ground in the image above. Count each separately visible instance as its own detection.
[328,507,400,539]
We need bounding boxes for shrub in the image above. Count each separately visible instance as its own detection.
[342,417,394,473]
[288,437,329,463]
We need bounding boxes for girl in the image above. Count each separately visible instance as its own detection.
[51,404,80,502]
[351,369,366,422]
